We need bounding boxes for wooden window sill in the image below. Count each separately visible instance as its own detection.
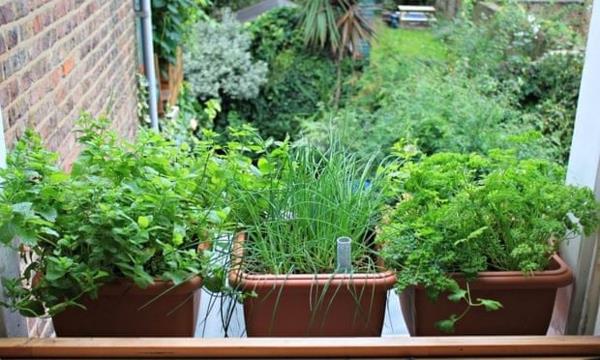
[0,336,599,358]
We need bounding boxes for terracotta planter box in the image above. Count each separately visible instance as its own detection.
[400,254,573,336]
[52,276,203,337]
[229,233,396,337]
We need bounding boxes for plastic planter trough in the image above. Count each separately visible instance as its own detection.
[52,277,203,337]
[228,233,396,337]
[400,254,573,336]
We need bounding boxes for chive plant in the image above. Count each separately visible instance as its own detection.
[233,145,387,275]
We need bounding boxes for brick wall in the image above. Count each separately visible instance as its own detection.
[0,0,139,168]
[0,0,140,336]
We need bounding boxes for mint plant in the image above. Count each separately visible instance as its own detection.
[379,148,599,332]
[0,114,250,317]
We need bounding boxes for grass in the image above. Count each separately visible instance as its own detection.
[372,25,448,64]
[355,23,449,102]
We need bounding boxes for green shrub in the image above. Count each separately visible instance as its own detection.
[232,50,350,140]
[0,116,230,316]
[438,3,584,162]
[302,23,555,161]
[518,51,583,162]
[228,7,358,140]
[246,7,303,63]
[379,149,600,331]
[303,64,551,162]
[184,10,268,102]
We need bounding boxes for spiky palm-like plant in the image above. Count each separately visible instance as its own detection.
[300,0,374,59]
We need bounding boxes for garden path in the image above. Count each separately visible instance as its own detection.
[235,0,297,23]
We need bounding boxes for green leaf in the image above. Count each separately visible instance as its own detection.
[0,223,17,244]
[12,202,33,217]
[172,224,185,246]
[40,227,59,238]
[478,298,503,311]
[435,316,457,333]
[14,225,37,245]
[45,257,73,281]
[204,266,225,293]
[257,158,274,173]
[18,299,45,317]
[49,173,69,183]
[137,216,151,229]
[39,207,57,222]
[447,288,467,302]
[206,207,230,224]
[163,270,187,285]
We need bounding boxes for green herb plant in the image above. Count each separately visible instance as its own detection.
[0,114,254,317]
[379,148,600,333]
[232,144,387,275]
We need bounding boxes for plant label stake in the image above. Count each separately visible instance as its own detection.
[336,237,352,273]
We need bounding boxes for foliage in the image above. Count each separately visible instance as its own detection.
[0,115,274,318]
[228,7,359,140]
[184,10,268,102]
[300,0,374,58]
[438,2,585,163]
[136,73,150,126]
[210,0,263,12]
[246,7,304,63]
[302,26,550,162]
[152,0,209,67]
[301,0,340,53]
[519,51,584,163]
[232,50,354,140]
[379,149,599,331]
[161,82,221,145]
[233,144,387,275]
[336,0,375,60]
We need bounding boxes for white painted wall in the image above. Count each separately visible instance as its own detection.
[0,107,28,337]
[561,0,600,335]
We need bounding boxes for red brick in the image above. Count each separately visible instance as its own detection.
[5,27,19,49]
[0,33,6,55]
[1,0,138,186]
[0,4,15,25]
[61,56,75,76]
